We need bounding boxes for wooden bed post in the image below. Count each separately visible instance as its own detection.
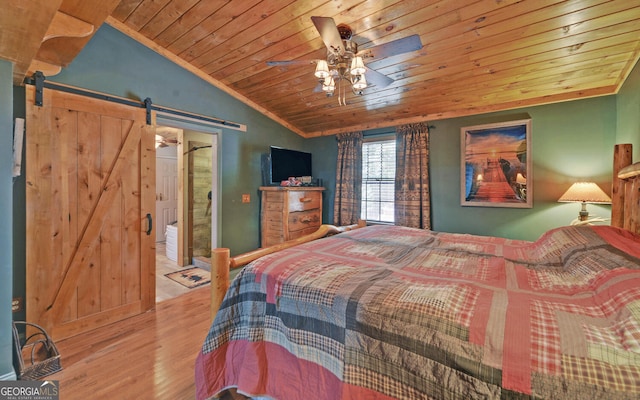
[611,144,633,228]
[211,248,230,322]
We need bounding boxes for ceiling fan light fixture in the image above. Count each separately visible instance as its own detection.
[352,74,367,90]
[322,76,335,92]
[314,60,330,79]
[350,56,366,75]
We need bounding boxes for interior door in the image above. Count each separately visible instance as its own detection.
[25,85,156,340]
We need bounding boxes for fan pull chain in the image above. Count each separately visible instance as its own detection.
[342,82,347,105]
[338,78,347,106]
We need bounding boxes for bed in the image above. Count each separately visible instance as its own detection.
[196,144,640,400]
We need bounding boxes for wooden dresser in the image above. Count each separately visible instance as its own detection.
[260,186,324,247]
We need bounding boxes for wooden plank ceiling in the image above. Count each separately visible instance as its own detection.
[2,1,640,137]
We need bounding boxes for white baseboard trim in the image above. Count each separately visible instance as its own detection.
[0,369,17,381]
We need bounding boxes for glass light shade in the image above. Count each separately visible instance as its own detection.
[322,76,335,92]
[314,60,329,79]
[350,56,366,75]
[352,74,367,90]
[558,182,611,203]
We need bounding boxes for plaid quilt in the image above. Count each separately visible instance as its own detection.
[195,225,640,399]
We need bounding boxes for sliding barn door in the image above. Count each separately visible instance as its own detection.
[25,85,156,340]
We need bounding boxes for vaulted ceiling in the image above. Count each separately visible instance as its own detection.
[2,1,639,137]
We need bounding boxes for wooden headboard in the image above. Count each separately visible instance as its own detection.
[611,143,640,234]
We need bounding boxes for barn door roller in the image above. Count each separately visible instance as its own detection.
[34,71,45,107]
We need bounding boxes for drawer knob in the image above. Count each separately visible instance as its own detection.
[299,197,312,203]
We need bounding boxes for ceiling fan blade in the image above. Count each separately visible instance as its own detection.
[365,68,394,88]
[360,34,422,59]
[311,16,345,56]
[266,60,316,66]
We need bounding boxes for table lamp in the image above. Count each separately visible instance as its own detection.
[558,182,611,223]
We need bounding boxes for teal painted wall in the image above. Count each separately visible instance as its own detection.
[1,59,16,379]
[617,59,640,156]
[429,98,616,241]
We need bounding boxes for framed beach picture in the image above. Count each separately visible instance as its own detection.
[461,119,532,208]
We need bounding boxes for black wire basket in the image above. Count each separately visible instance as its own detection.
[12,321,62,380]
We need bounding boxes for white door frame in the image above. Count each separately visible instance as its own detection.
[155,115,221,264]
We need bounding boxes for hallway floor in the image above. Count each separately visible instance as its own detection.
[155,242,206,303]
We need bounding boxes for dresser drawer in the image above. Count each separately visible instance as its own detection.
[287,191,321,212]
[288,226,321,240]
[288,210,321,232]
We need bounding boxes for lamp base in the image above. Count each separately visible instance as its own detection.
[578,201,589,221]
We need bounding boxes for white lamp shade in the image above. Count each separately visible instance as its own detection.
[322,76,335,92]
[315,60,329,79]
[350,56,366,75]
[352,74,367,90]
[558,182,611,204]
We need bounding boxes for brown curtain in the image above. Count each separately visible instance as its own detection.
[333,131,363,225]
[395,123,431,229]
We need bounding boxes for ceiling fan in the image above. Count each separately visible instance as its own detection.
[266,16,423,105]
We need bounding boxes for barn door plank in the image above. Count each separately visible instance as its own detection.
[100,116,125,310]
[76,111,103,318]
[26,95,55,328]
[51,107,81,323]
[140,124,156,310]
[122,119,142,305]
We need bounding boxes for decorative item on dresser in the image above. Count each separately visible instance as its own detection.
[259,186,324,247]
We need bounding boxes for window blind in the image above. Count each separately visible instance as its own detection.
[361,139,395,223]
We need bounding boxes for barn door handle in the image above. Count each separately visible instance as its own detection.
[145,213,153,236]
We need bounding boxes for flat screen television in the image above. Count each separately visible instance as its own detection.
[268,146,312,184]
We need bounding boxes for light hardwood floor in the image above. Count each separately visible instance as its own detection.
[48,244,215,399]
[49,285,212,399]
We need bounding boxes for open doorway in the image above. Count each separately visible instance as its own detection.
[154,126,218,302]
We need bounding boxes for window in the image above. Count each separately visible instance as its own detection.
[361,138,395,223]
